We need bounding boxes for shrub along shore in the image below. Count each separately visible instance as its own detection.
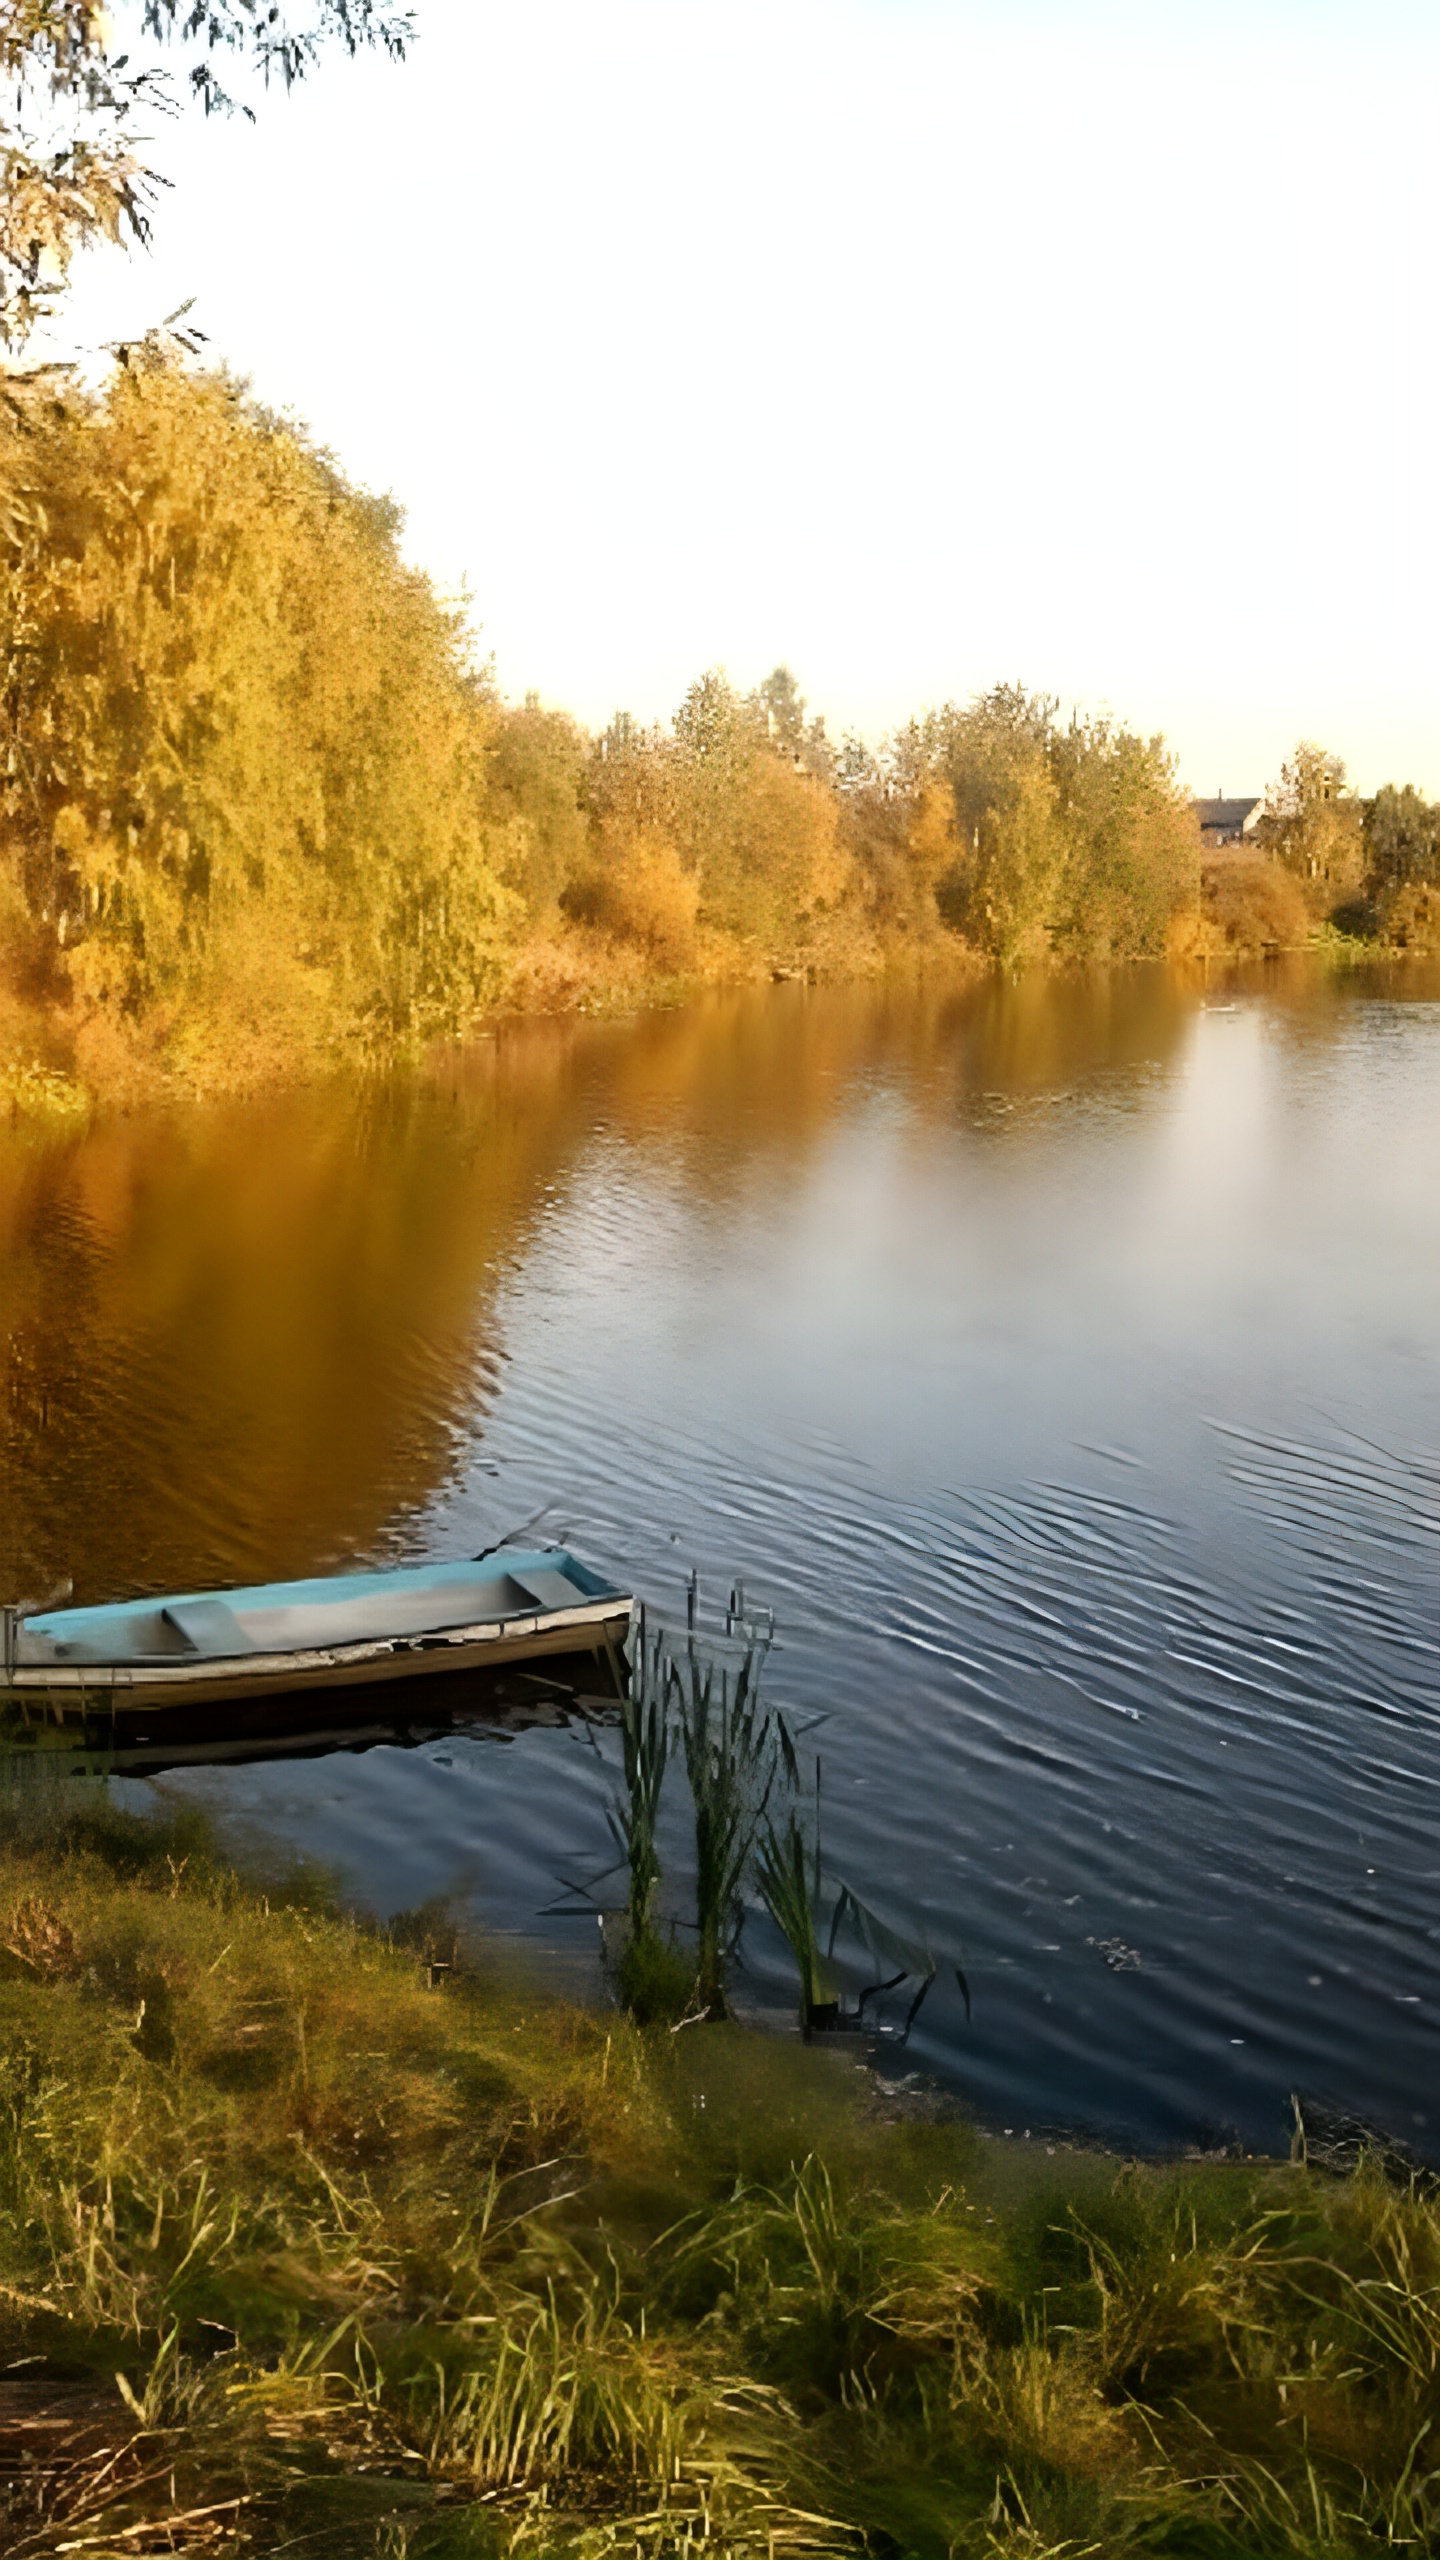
[3,355,1437,1120]
[0,1791,1436,2558]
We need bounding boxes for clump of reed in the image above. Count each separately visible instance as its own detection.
[606,1616,695,2026]
[596,1590,952,2042]
[575,1588,794,2026]
[751,1761,964,2041]
[0,1796,1437,2557]
[669,1606,788,2020]
[753,1809,837,2025]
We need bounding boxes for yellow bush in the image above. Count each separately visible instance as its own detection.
[565,830,699,970]
[1201,854,1311,953]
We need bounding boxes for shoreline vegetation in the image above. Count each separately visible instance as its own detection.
[2,356,1437,1124]
[0,1788,1436,2557]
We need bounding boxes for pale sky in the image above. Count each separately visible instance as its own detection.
[50,0,1440,795]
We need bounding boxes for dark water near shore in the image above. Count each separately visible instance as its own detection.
[3,962,1438,2157]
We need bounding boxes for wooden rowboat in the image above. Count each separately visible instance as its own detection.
[0,1548,632,1718]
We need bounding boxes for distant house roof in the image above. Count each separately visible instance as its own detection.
[1194,797,1261,834]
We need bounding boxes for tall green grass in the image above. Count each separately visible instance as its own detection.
[580,1608,791,2025]
[616,1647,669,1944]
[0,1796,1436,2556]
[671,1626,786,2019]
[753,1809,835,2023]
[605,1619,696,2026]
[590,1612,962,2037]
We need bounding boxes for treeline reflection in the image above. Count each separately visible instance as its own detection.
[4,962,1411,1607]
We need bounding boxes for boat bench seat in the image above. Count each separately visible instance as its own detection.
[508,1567,589,1613]
[16,1603,255,1665]
[163,1599,258,1657]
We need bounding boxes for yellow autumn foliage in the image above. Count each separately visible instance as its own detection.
[565,827,700,972]
[11,352,1423,1116]
[0,354,515,1087]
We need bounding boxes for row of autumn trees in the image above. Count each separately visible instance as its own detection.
[2,361,1434,1084]
[573,671,1199,970]
[1232,744,1440,951]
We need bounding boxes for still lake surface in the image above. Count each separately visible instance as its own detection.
[2,962,1437,2156]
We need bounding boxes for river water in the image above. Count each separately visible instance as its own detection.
[3,962,1437,2157]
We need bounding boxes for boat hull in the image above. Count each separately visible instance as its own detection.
[2,1552,633,1720]
[2,1604,632,1717]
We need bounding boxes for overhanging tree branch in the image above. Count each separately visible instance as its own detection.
[0,0,412,345]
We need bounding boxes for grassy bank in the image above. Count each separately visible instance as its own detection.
[0,1795,1435,2556]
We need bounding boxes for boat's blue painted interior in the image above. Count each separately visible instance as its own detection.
[19,1548,622,1666]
